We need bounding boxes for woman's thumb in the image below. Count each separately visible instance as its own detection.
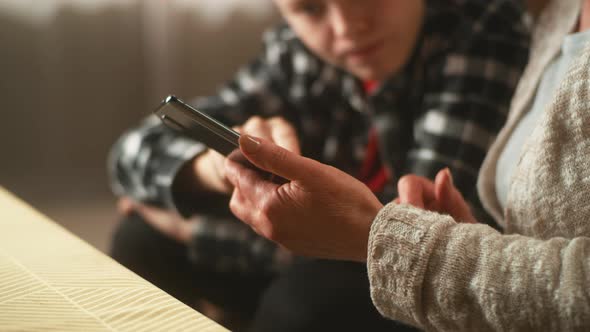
[435,169,476,223]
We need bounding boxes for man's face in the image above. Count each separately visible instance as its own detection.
[275,0,425,81]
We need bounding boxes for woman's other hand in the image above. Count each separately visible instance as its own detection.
[396,169,477,224]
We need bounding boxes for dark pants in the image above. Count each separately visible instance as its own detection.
[111,213,418,332]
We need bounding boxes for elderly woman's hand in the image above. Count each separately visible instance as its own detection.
[224,135,383,262]
[396,169,477,224]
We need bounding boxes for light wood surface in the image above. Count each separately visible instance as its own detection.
[0,187,227,331]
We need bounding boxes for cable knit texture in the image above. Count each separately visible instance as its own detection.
[368,1,590,331]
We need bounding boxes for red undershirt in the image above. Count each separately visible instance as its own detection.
[359,80,390,193]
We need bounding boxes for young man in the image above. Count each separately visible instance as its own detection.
[109,0,529,330]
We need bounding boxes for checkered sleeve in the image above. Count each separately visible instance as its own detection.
[405,0,530,223]
[108,114,208,209]
[108,25,300,210]
[108,25,302,275]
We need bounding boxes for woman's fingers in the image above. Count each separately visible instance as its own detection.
[226,165,275,238]
[434,169,453,206]
[397,174,437,209]
[395,170,477,223]
[434,168,477,223]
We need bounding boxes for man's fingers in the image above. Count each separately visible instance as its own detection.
[242,116,273,141]
[237,135,323,182]
[241,116,300,154]
[117,197,135,215]
[269,117,300,154]
[133,202,169,224]
[132,202,186,240]
[117,197,167,223]
[133,202,199,243]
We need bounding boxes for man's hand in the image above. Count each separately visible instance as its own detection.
[117,197,197,243]
[396,169,477,224]
[193,116,300,194]
[224,135,383,263]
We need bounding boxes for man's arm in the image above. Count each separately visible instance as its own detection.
[108,25,302,275]
[108,25,298,212]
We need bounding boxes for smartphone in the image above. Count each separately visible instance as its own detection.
[155,95,240,156]
[154,95,285,183]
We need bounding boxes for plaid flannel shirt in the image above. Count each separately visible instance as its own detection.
[109,0,530,276]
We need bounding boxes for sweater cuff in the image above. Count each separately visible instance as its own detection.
[367,203,454,329]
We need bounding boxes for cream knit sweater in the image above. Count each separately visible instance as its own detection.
[367,1,590,331]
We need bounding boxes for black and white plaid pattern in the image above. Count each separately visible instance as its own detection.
[108,0,530,276]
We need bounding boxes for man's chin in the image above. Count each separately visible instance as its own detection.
[347,65,384,81]
[349,60,406,82]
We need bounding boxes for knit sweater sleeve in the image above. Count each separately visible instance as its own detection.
[367,203,590,332]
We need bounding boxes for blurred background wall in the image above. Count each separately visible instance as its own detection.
[0,0,279,251]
